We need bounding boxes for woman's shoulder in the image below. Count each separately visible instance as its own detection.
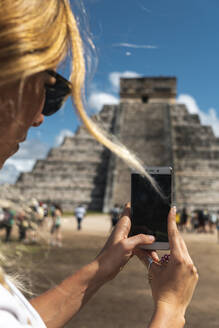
[0,278,46,327]
[0,281,28,325]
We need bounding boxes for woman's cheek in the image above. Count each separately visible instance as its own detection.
[24,74,46,124]
[32,92,46,125]
[25,85,46,126]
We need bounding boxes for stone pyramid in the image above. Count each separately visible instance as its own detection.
[12,77,219,212]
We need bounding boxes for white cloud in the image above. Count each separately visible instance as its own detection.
[199,108,219,137]
[0,163,20,184]
[88,92,118,113]
[109,71,141,91]
[55,129,74,146]
[6,159,35,172]
[177,94,199,114]
[0,139,49,185]
[177,94,219,136]
[88,71,142,114]
[12,139,49,160]
[113,43,157,49]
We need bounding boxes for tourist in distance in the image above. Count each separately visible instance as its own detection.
[74,204,86,230]
[50,204,63,247]
[0,207,15,242]
[0,1,198,327]
[110,203,121,228]
[180,207,188,232]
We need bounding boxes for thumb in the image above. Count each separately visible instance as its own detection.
[125,233,155,251]
[110,203,131,243]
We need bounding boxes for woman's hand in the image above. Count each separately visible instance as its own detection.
[150,208,198,312]
[96,203,156,283]
[138,208,199,326]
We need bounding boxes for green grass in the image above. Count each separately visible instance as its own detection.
[62,211,104,217]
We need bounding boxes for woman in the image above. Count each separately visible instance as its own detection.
[0,1,198,327]
[50,204,63,246]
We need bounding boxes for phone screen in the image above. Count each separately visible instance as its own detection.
[130,172,171,242]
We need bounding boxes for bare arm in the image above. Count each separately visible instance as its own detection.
[30,260,105,328]
[148,303,185,328]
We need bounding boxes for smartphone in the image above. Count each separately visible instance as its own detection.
[130,167,172,250]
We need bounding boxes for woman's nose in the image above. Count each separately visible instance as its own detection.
[32,114,44,127]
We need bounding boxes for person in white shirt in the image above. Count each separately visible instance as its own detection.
[0,1,198,327]
[74,204,86,230]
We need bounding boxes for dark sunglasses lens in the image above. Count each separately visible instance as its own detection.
[42,71,71,116]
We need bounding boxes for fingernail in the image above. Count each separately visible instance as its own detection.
[172,206,176,214]
[148,235,155,241]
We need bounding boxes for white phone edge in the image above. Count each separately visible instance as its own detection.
[132,166,172,175]
[145,166,172,175]
[140,242,170,250]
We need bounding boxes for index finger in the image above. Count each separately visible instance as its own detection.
[168,207,190,259]
[168,207,182,252]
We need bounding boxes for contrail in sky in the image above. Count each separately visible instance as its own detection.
[113,43,157,49]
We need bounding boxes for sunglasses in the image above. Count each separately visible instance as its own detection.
[42,70,72,116]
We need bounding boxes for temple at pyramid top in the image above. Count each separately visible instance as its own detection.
[120,76,177,104]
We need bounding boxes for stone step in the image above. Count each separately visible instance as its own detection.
[34,159,108,169]
[170,104,189,115]
[60,143,104,152]
[31,166,107,177]
[17,174,107,186]
[176,190,219,207]
[30,166,107,176]
[23,167,103,178]
[74,123,114,139]
[61,136,104,148]
[175,176,219,191]
[48,148,105,158]
[77,122,113,133]
[174,137,216,148]
[18,186,105,201]
[173,125,214,138]
[174,159,219,171]
[46,155,105,163]
[15,191,103,211]
[174,148,219,160]
[171,113,201,125]
[62,136,109,149]
[18,185,106,195]
[17,174,108,187]
[30,170,106,179]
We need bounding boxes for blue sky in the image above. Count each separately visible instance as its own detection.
[1,0,219,183]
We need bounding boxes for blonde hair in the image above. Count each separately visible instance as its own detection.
[0,0,155,180]
[0,0,157,284]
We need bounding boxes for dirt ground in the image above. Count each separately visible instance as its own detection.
[1,215,219,328]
